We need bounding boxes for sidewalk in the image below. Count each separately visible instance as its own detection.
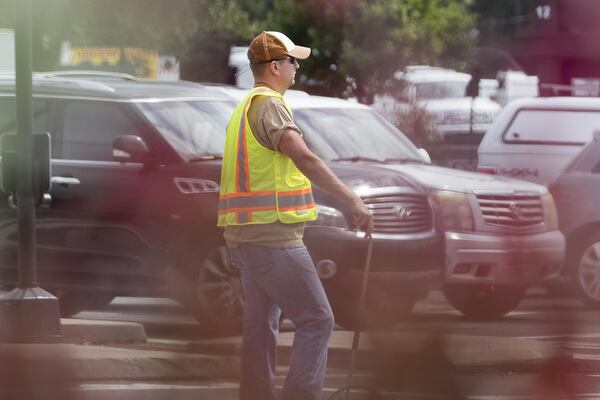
[0,318,569,382]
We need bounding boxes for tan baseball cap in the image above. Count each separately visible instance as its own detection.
[248,31,311,64]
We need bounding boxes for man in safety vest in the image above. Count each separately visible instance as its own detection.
[218,31,373,400]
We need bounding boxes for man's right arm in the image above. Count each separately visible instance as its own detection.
[278,128,373,236]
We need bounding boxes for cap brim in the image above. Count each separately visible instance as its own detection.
[288,45,311,60]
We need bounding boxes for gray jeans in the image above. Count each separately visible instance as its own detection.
[230,244,335,400]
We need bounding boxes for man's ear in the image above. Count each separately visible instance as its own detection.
[269,61,280,76]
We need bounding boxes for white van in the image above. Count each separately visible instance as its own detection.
[477,96,600,185]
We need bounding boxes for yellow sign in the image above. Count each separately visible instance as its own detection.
[69,47,159,79]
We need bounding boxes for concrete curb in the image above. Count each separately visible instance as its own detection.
[0,343,240,381]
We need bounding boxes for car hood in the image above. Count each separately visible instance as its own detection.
[326,162,423,192]
[364,162,547,194]
[326,161,547,195]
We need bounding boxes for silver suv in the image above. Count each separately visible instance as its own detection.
[283,93,564,320]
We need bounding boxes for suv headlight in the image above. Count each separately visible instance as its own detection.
[430,190,474,231]
[541,194,559,231]
[310,205,349,229]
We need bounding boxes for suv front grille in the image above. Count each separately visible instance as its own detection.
[476,194,544,228]
[364,194,432,234]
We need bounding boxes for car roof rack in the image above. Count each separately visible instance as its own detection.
[0,72,118,93]
[34,70,138,81]
[539,83,600,97]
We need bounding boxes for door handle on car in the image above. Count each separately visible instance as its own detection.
[51,176,81,186]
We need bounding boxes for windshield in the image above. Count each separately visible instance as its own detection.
[293,107,422,162]
[137,100,233,159]
[415,81,467,100]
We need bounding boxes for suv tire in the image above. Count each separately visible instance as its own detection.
[443,284,525,320]
[568,231,600,308]
[169,234,244,336]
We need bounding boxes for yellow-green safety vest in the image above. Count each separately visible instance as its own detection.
[217,86,318,226]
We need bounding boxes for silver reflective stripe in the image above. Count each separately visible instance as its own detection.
[238,211,249,223]
[219,193,276,210]
[236,115,248,192]
[278,192,315,208]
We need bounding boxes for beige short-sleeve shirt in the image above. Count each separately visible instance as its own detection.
[224,86,306,248]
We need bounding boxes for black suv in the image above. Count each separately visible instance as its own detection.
[0,74,443,334]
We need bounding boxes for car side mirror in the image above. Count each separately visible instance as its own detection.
[112,135,151,163]
[417,148,432,164]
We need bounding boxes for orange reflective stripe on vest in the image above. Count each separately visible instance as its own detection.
[218,188,316,214]
[235,94,255,193]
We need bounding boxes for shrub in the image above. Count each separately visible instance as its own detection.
[394,102,442,148]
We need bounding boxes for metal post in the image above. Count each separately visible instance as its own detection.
[15,0,35,288]
[0,0,61,343]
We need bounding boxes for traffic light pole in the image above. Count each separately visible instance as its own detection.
[0,0,61,343]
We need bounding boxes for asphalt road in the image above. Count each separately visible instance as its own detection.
[67,288,600,399]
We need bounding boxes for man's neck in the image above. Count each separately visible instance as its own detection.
[254,78,286,95]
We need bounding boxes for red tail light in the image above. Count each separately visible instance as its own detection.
[477,166,497,175]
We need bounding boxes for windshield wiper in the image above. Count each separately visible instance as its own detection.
[330,156,386,164]
[189,154,223,161]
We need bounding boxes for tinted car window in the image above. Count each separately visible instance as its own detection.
[415,81,466,100]
[60,101,140,161]
[0,98,51,136]
[503,109,600,145]
[136,100,232,160]
[0,97,53,154]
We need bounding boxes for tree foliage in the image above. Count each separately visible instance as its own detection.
[254,0,476,101]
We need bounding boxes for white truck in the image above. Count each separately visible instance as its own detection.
[372,66,501,138]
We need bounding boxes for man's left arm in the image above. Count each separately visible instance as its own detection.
[278,128,373,235]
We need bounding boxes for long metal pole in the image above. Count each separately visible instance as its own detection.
[0,0,61,344]
[344,237,373,400]
[15,0,36,287]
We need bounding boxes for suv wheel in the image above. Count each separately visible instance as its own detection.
[443,284,525,320]
[569,231,600,308]
[170,235,244,336]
